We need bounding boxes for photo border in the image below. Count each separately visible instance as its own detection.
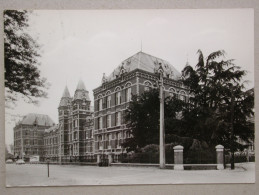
[0,0,258,194]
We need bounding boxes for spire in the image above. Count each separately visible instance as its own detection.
[62,86,71,98]
[76,79,86,91]
[185,53,190,67]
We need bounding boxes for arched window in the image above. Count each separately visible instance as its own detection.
[169,87,177,98]
[104,91,111,109]
[144,81,153,91]
[179,90,187,102]
[125,82,132,102]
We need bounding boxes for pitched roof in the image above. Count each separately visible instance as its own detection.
[76,79,86,91]
[59,86,71,107]
[62,86,71,98]
[74,79,91,101]
[18,113,55,126]
[105,51,181,82]
[44,124,59,133]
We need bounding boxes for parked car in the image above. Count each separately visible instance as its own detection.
[16,159,25,165]
[6,159,13,164]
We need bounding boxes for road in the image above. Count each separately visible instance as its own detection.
[6,163,255,186]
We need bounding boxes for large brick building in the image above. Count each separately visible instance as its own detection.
[43,80,94,162]
[13,113,55,160]
[14,51,189,162]
[92,51,189,161]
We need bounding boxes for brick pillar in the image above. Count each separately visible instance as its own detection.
[97,154,101,164]
[108,153,113,165]
[215,145,224,170]
[173,145,184,170]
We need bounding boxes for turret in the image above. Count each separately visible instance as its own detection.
[72,79,91,111]
[58,86,72,118]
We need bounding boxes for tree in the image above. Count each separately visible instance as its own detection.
[182,50,254,151]
[123,50,254,155]
[123,89,191,152]
[4,10,48,105]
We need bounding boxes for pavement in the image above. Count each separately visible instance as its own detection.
[6,162,255,187]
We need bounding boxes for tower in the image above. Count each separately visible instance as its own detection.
[58,86,71,162]
[69,79,92,162]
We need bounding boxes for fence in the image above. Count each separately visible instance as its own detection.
[183,148,216,164]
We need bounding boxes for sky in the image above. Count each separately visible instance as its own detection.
[5,9,254,146]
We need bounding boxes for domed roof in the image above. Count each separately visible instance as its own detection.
[105,51,181,82]
[18,113,55,127]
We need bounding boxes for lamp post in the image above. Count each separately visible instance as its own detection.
[230,85,235,170]
[46,158,50,177]
[157,63,165,169]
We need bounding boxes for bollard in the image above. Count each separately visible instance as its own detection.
[173,145,184,170]
[215,145,224,170]
[108,153,113,165]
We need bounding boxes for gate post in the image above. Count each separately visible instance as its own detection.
[215,145,224,170]
[108,153,113,165]
[173,145,184,170]
[97,153,101,164]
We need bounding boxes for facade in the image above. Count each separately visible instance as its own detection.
[43,80,94,162]
[13,113,55,160]
[92,51,189,161]
[14,51,189,163]
[43,124,59,161]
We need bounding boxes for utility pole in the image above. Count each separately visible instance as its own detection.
[158,63,165,169]
[59,127,62,165]
[21,127,24,160]
[230,85,235,170]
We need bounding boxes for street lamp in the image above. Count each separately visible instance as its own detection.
[156,63,165,169]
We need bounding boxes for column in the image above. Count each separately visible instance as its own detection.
[173,145,184,170]
[215,145,224,170]
[97,153,101,164]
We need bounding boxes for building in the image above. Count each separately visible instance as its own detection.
[43,124,59,161]
[15,51,189,163]
[92,51,189,161]
[13,113,55,160]
[43,80,94,162]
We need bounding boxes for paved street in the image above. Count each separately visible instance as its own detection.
[6,163,255,186]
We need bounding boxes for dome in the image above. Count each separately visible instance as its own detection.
[105,51,181,82]
[18,113,55,127]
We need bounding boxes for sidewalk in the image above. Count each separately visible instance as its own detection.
[6,162,255,186]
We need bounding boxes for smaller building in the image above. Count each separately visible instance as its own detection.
[43,124,60,162]
[13,113,55,160]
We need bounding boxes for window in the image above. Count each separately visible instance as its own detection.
[98,117,103,129]
[115,112,121,126]
[179,91,187,102]
[98,98,103,111]
[126,87,132,102]
[115,92,121,105]
[107,95,111,108]
[144,81,152,91]
[169,88,176,98]
[106,115,111,128]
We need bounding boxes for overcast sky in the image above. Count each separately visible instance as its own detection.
[5,9,254,146]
